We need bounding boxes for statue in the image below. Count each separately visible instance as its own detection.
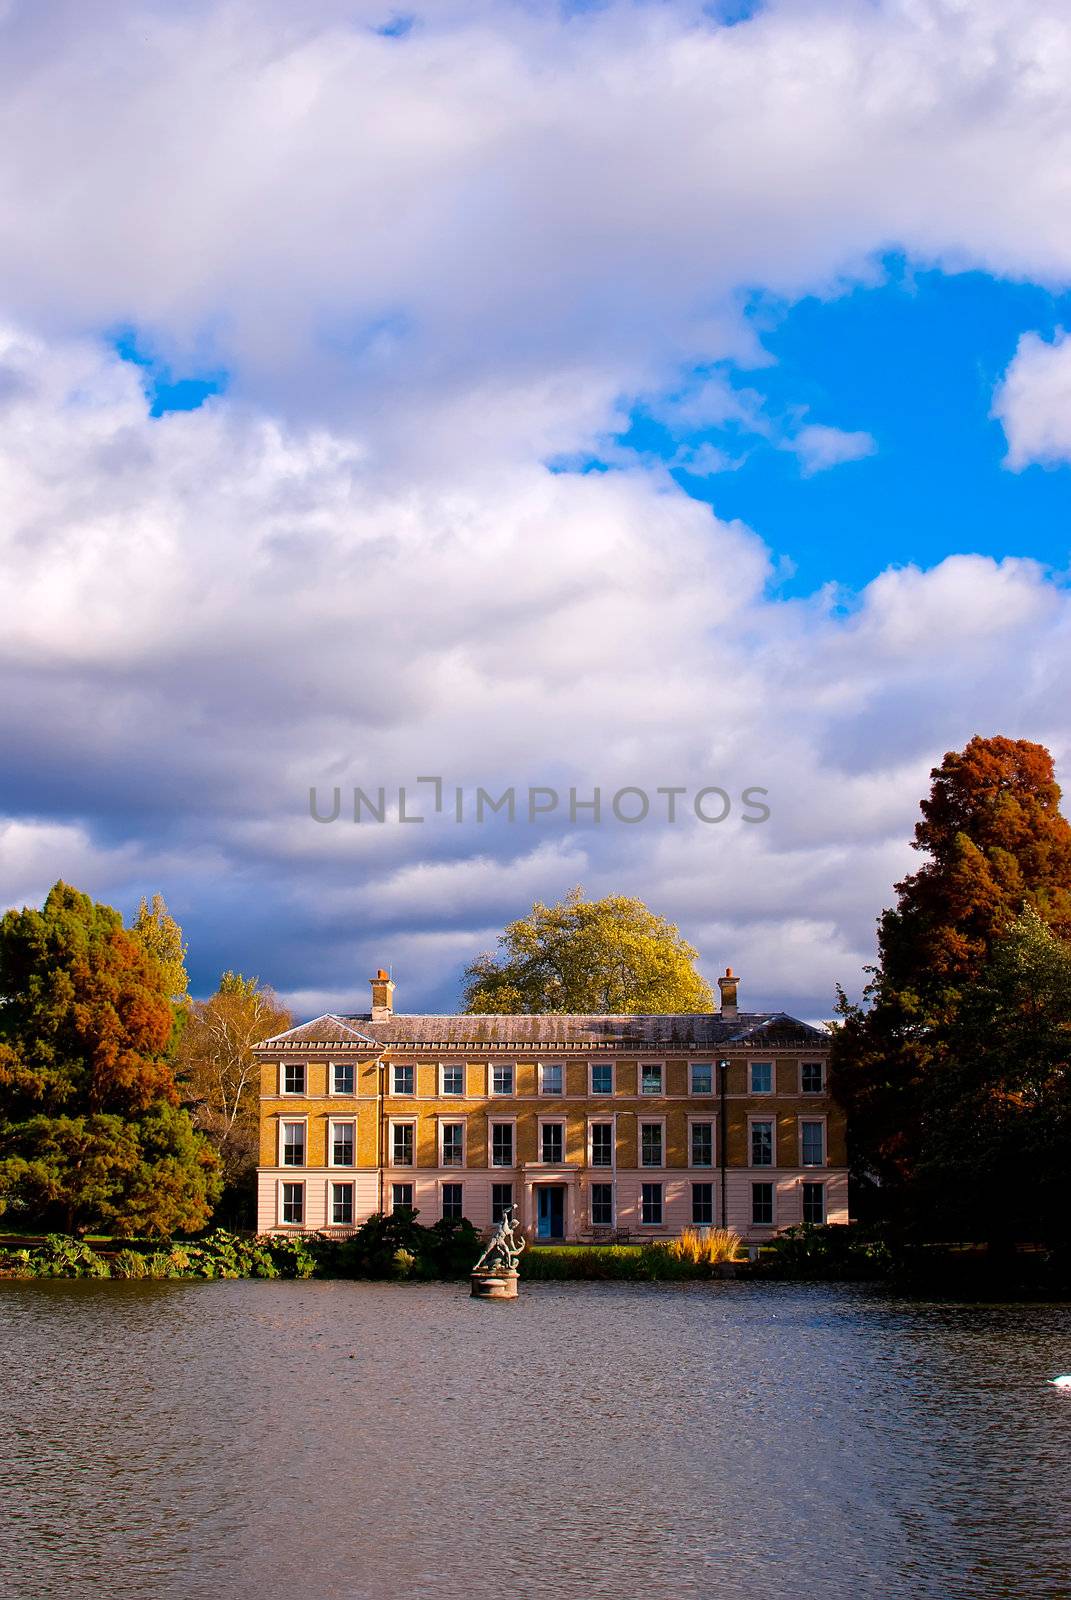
[471,1205,526,1290]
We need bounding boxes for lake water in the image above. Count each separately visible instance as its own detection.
[2,1279,1070,1600]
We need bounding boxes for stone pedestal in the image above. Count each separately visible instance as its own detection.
[470,1268,519,1299]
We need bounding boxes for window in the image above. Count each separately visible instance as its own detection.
[491,1065,514,1096]
[540,1123,564,1163]
[391,1182,414,1211]
[282,1063,305,1095]
[442,1183,463,1221]
[391,1123,414,1166]
[641,1064,663,1095]
[641,1183,663,1225]
[751,1182,774,1226]
[331,1121,355,1166]
[801,1061,824,1094]
[801,1121,825,1167]
[590,1122,613,1167]
[540,1062,563,1095]
[392,1064,414,1096]
[692,1183,714,1225]
[690,1062,713,1095]
[802,1182,825,1224]
[282,1121,305,1166]
[441,1123,464,1167]
[750,1061,773,1094]
[750,1120,773,1167]
[332,1062,354,1095]
[281,1181,304,1224]
[640,1123,663,1167]
[491,1123,514,1167]
[591,1063,613,1096]
[331,1182,354,1226]
[591,1183,613,1227]
[491,1183,514,1223]
[690,1122,713,1168]
[441,1064,464,1096]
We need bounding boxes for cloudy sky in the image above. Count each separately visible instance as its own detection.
[3,0,1071,1020]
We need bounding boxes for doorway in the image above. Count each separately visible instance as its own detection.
[536,1185,566,1240]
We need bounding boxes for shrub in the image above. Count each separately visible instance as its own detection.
[665,1227,741,1266]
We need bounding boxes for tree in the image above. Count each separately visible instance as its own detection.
[461,887,714,1013]
[913,911,1071,1245]
[131,892,190,1004]
[177,972,291,1195]
[832,736,1071,1217]
[0,882,219,1235]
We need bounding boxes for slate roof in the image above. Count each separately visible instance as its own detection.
[258,1010,828,1052]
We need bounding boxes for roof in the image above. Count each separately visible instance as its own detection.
[258,1010,828,1052]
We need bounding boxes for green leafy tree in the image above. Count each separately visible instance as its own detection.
[131,892,190,1005]
[461,887,714,1013]
[177,971,291,1190]
[0,882,219,1235]
[832,736,1071,1219]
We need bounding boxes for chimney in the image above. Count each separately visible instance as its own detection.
[370,968,395,1021]
[718,966,739,1017]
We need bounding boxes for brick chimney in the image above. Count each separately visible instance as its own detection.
[717,966,739,1017]
[370,968,395,1021]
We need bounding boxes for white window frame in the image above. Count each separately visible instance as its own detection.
[279,1117,308,1167]
[691,1180,715,1227]
[537,1116,566,1165]
[440,1180,464,1221]
[438,1117,466,1169]
[589,1061,614,1097]
[640,1181,664,1227]
[800,1060,826,1095]
[489,1116,517,1169]
[639,1062,664,1096]
[587,1117,616,1170]
[801,1179,826,1224]
[328,1118,356,1168]
[799,1116,827,1168]
[330,1060,355,1096]
[280,1061,306,1096]
[589,1181,615,1228]
[750,1179,776,1228]
[490,1181,514,1223]
[688,1116,715,1169]
[389,1181,414,1213]
[329,1179,355,1227]
[390,1062,415,1097]
[278,1178,305,1227]
[439,1062,465,1097]
[388,1117,417,1168]
[748,1114,775,1169]
[538,1060,564,1096]
[639,1117,666,1169]
[490,1063,515,1097]
[690,1061,715,1096]
[749,1059,774,1096]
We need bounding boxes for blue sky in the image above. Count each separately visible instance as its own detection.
[3,0,1071,1021]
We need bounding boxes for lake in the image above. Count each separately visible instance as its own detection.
[2,1279,1070,1599]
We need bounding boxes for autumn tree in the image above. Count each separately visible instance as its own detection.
[131,892,190,1004]
[461,887,714,1013]
[832,736,1071,1223]
[177,972,291,1200]
[0,882,219,1235]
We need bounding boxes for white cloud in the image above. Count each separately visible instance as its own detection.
[993,329,1071,468]
[787,423,877,476]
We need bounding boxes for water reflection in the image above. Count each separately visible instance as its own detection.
[2,1280,1070,1600]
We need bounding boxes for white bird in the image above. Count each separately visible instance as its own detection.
[1050,1376,1071,1388]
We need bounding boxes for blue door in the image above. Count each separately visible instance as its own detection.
[537,1186,565,1239]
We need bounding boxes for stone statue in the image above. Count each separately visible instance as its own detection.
[473,1205,527,1276]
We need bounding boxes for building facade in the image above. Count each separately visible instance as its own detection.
[255,968,848,1243]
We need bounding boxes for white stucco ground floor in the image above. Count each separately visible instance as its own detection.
[257,1166,850,1243]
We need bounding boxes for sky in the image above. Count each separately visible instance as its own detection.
[2,0,1071,1022]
